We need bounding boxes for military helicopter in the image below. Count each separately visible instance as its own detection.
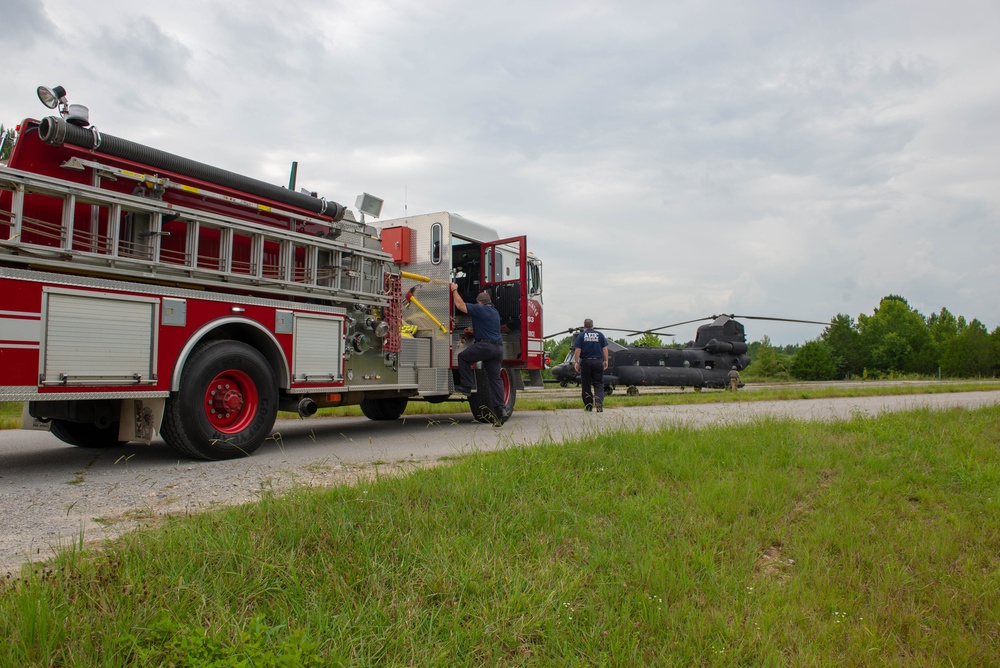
[546,314,827,394]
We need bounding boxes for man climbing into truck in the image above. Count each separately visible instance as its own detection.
[450,283,508,425]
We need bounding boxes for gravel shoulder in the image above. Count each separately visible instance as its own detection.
[2,390,998,575]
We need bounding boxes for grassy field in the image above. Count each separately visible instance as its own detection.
[2,403,999,666]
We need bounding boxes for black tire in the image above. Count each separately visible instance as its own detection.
[360,397,408,420]
[605,386,615,396]
[161,340,278,461]
[626,386,639,396]
[49,420,127,448]
[470,367,516,424]
[559,380,569,388]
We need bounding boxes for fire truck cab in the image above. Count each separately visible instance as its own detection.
[0,86,544,460]
[378,212,545,415]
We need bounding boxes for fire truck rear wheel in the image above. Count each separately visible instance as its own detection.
[470,367,516,424]
[161,340,278,460]
[49,419,127,449]
[359,397,408,421]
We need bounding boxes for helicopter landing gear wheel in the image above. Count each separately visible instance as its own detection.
[605,386,615,395]
[559,380,569,388]
[626,386,639,397]
[694,386,703,393]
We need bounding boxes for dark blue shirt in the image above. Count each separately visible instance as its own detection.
[466,303,502,344]
[574,329,607,359]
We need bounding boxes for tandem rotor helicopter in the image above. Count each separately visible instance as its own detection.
[545,314,828,394]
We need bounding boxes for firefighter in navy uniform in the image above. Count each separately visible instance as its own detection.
[573,319,609,412]
[451,283,508,424]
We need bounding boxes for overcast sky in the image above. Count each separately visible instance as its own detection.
[5,0,998,345]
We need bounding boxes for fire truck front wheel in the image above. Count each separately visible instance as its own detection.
[470,367,516,424]
[162,340,278,460]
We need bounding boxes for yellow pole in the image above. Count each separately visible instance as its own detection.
[407,295,448,334]
[400,271,430,283]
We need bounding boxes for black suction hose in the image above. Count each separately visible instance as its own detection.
[38,116,346,221]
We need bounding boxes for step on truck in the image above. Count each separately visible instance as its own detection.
[0,86,544,460]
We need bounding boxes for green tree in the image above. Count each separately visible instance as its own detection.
[0,124,16,161]
[790,341,838,380]
[747,335,787,379]
[927,307,959,346]
[632,332,663,347]
[940,319,993,377]
[871,331,913,373]
[991,326,1000,376]
[857,296,935,374]
[822,313,864,378]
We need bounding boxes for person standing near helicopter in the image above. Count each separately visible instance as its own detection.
[728,366,741,391]
[573,319,609,412]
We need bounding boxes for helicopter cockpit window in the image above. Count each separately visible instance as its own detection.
[430,223,442,265]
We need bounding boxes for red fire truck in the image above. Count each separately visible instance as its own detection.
[0,86,544,460]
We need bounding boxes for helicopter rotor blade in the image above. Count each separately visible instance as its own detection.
[545,326,660,340]
[628,317,715,336]
[602,327,675,335]
[543,327,580,340]
[726,314,829,325]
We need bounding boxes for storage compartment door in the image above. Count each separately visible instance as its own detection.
[292,314,344,383]
[40,288,158,386]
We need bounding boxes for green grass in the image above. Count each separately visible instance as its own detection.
[3,405,999,665]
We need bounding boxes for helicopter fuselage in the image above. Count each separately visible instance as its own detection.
[551,315,752,392]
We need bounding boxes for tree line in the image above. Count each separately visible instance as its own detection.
[0,124,16,161]
[779,294,999,380]
[543,295,1000,381]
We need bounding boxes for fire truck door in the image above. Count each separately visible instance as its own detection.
[480,236,527,364]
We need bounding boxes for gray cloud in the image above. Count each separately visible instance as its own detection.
[3,0,997,344]
[0,0,57,48]
[89,16,193,86]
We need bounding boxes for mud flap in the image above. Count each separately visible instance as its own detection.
[20,403,50,431]
[118,398,165,444]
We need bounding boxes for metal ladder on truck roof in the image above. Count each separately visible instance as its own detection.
[0,160,393,307]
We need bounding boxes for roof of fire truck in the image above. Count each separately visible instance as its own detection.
[376,211,501,244]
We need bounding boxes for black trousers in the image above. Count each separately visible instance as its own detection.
[580,358,605,409]
[458,341,505,408]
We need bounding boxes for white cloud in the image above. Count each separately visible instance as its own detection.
[4,0,998,345]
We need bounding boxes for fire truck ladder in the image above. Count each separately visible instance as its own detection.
[0,161,392,307]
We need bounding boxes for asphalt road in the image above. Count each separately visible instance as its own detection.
[2,389,998,574]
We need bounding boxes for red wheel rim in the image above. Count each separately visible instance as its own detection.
[500,368,512,404]
[204,369,259,434]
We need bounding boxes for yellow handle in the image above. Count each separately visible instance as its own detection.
[400,271,431,283]
[407,295,448,334]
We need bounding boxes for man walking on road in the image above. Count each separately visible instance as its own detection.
[574,319,608,412]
